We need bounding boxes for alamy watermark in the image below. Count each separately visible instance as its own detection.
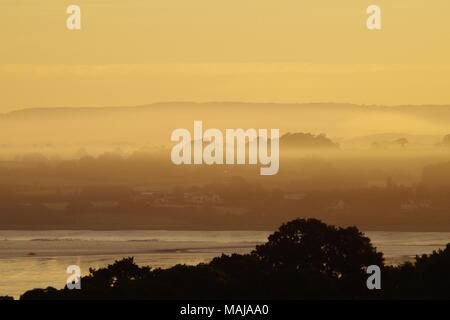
[170,121,280,176]
[366,265,381,290]
[64,4,381,31]
[66,265,81,290]
[367,5,382,30]
[66,5,81,30]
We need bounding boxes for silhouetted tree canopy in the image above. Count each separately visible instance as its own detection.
[253,219,384,278]
[17,218,450,300]
[393,138,408,147]
[280,132,339,149]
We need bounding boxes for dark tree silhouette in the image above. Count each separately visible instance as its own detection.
[393,138,408,147]
[253,219,384,278]
[17,219,450,300]
[280,132,339,149]
[383,244,450,299]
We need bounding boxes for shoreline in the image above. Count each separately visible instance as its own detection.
[2,225,450,232]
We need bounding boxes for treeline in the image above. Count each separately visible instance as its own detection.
[14,219,450,300]
[2,148,450,191]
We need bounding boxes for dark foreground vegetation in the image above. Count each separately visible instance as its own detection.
[8,218,450,300]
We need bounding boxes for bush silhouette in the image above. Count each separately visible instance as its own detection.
[18,218,450,300]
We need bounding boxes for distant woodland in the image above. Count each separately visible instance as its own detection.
[1,103,450,231]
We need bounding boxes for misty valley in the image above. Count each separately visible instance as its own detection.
[1,103,450,231]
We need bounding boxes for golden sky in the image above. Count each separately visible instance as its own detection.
[0,0,449,111]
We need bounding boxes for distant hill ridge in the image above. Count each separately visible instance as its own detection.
[3,102,450,118]
[1,102,449,149]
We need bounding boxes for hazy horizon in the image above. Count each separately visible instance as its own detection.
[5,100,450,114]
[2,0,450,112]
